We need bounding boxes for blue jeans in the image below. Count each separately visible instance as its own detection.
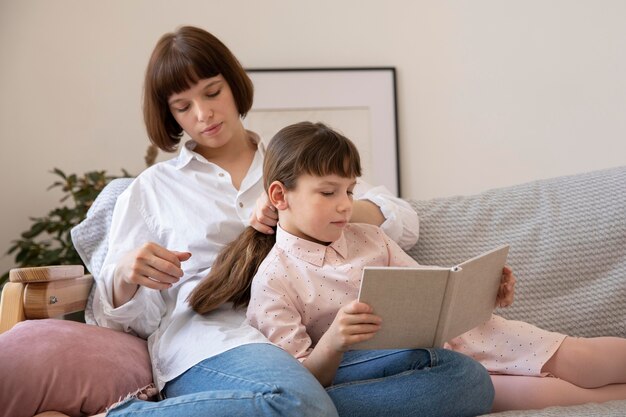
[107,345,493,417]
[328,348,494,417]
[107,343,338,417]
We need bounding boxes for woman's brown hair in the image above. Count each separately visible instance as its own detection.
[188,121,362,314]
[143,26,254,152]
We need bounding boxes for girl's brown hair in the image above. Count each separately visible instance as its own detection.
[143,26,253,152]
[188,121,362,314]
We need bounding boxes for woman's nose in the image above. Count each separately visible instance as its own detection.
[196,103,214,122]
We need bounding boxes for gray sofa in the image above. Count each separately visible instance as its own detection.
[406,165,626,416]
[70,165,625,416]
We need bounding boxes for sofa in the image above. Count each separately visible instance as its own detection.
[0,165,624,417]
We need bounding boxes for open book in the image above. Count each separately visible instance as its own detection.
[354,244,510,350]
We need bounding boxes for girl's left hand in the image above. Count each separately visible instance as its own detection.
[249,192,278,234]
[496,265,516,308]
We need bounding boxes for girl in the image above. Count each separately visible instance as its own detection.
[190,121,495,417]
[190,121,626,414]
[90,26,493,416]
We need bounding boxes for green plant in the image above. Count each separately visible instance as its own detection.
[1,168,130,287]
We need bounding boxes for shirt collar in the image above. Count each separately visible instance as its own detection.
[172,130,265,170]
[275,223,349,267]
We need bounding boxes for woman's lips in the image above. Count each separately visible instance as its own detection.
[202,122,222,135]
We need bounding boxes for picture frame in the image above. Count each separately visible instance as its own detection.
[245,67,400,196]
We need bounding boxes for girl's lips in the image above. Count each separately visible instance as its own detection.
[332,221,348,228]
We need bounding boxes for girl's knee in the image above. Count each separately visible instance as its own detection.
[276,384,338,417]
[442,350,495,409]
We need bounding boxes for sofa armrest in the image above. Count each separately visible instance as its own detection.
[0,282,26,334]
[9,265,85,283]
[0,266,93,334]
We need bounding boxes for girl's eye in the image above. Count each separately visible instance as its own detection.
[173,105,189,113]
[206,89,221,98]
[321,191,334,196]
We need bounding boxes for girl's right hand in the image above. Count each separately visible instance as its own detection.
[115,242,192,291]
[320,300,382,352]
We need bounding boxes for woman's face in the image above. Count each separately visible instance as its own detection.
[168,75,244,154]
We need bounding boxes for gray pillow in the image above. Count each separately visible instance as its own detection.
[405,166,626,339]
[70,177,133,323]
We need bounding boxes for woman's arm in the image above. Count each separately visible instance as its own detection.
[353,182,419,250]
[250,181,420,249]
[91,184,170,338]
[350,199,385,226]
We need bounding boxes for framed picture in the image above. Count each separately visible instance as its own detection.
[245,67,400,196]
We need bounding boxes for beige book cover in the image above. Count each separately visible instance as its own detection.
[353,244,510,350]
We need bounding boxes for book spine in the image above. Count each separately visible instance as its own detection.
[433,267,461,346]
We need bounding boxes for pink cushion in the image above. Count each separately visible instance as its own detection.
[0,319,152,417]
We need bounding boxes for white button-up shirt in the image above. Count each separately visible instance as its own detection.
[92,131,419,390]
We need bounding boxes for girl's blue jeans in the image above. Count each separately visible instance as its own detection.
[330,347,494,417]
[107,343,493,417]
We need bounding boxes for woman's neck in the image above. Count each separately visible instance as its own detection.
[198,128,257,190]
[198,124,252,162]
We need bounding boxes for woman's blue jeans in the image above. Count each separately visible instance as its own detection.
[107,344,493,417]
[107,343,337,417]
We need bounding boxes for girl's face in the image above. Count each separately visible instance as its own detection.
[168,75,244,156]
[279,173,356,245]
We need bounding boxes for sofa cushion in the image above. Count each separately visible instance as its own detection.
[406,165,626,339]
[70,177,134,324]
[0,319,152,417]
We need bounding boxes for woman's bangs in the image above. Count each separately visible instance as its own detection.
[155,50,219,101]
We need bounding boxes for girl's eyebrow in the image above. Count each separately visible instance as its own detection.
[318,179,357,187]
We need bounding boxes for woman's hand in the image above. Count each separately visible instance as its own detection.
[495,265,516,308]
[112,242,191,306]
[319,300,382,352]
[249,192,278,234]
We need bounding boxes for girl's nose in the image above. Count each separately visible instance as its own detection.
[337,194,353,212]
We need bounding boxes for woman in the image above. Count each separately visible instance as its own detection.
[91,26,494,416]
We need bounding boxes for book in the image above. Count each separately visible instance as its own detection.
[353,244,510,350]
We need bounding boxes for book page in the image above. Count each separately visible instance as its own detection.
[435,245,510,345]
[353,266,451,349]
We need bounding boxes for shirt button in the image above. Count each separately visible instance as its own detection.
[239,202,244,208]
[218,172,224,177]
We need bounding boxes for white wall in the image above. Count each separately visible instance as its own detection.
[2,0,625,274]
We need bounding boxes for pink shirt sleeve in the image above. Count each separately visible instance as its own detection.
[382,230,421,267]
[246,253,315,361]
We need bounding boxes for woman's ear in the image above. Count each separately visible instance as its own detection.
[268,181,288,210]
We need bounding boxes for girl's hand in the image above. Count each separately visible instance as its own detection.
[115,242,191,291]
[496,265,516,308]
[319,300,382,352]
[249,192,278,234]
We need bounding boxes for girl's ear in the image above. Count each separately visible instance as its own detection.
[268,181,289,210]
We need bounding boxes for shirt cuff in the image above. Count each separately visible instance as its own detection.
[93,265,162,338]
[357,185,419,250]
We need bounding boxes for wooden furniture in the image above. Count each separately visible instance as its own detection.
[0,265,93,334]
